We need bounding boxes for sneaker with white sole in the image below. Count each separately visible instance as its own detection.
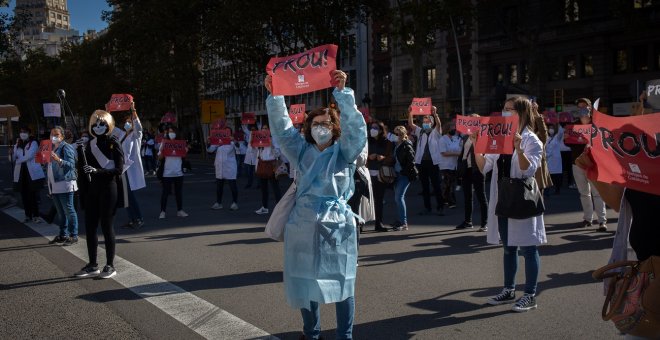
[229,202,238,211]
[177,210,189,217]
[597,223,607,232]
[255,207,269,215]
[512,294,537,312]
[211,202,223,210]
[99,265,116,279]
[487,288,516,305]
[159,211,166,219]
[74,264,100,278]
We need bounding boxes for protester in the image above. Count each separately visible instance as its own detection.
[208,127,239,211]
[234,128,247,178]
[456,115,488,231]
[438,121,462,209]
[254,125,282,215]
[367,120,394,232]
[531,100,553,192]
[473,96,546,312]
[568,98,607,231]
[265,70,365,340]
[75,110,125,279]
[13,126,45,223]
[545,124,563,195]
[243,125,258,189]
[46,126,78,245]
[391,125,416,231]
[142,130,156,176]
[408,106,444,216]
[158,126,188,219]
[119,104,146,229]
[348,140,375,235]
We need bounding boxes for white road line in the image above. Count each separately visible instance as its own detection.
[3,206,278,340]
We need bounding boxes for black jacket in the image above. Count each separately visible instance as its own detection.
[395,140,417,179]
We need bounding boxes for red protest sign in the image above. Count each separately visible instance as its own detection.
[161,112,177,124]
[250,130,272,148]
[543,111,558,124]
[474,115,519,154]
[35,140,52,164]
[564,124,593,145]
[455,115,481,134]
[241,112,256,125]
[209,128,232,146]
[161,140,187,157]
[106,94,133,112]
[211,119,226,129]
[587,110,660,195]
[559,112,573,123]
[410,97,432,116]
[289,104,305,124]
[234,130,245,142]
[266,44,338,96]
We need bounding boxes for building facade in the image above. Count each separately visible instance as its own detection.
[15,0,79,56]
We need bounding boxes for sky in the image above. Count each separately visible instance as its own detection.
[1,0,111,32]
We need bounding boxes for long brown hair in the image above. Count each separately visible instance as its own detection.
[505,97,535,133]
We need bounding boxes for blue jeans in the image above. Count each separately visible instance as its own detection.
[52,192,78,237]
[300,297,354,340]
[498,216,540,295]
[126,185,142,221]
[394,174,410,224]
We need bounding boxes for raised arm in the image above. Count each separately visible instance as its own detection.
[264,75,305,167]
[333,86,367,163]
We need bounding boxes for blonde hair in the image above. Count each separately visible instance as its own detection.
[88,110,115,136]
[393,125,409,141]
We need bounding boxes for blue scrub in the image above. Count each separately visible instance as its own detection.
[266,87,367,308]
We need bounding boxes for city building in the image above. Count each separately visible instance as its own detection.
[14,0,80,56]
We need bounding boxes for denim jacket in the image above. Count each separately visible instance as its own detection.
[50,141,77,182]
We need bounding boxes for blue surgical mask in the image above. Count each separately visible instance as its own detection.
[422,123,432,130]
[502,111,513,117]
[124,122,132,130]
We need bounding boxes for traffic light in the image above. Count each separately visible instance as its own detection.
[555,104,563,112]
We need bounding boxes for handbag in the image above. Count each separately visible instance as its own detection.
[265,182,296,241]
[378,165,396,184]
[274,160,289,179]
[495,176,545,219]
[255,158,276,179]
[592,256,660,338]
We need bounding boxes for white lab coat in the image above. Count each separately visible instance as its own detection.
[545,127,563,175]
[244,130,258,166]
[483,128,547,247]
[121,118,146,190]
[13,140,46,182]
[412,125,443,165]
[438,134,463,170]
[356,143,375,222]
[208,144,237,180]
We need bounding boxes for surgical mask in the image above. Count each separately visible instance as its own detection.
[370,129,379,138]
[51,136,61,144]
[124,122,132,130]
[548,128,555,136]
[311,126,332,145]
[422,123,432,130]
[92,120,108,136]
[19,133,28,141]
[392,136,400,143]
[168,132,176,139]
[502,111,513,117]
[81,136,89,143]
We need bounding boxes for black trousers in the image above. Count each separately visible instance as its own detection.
[161,176,183,211]
[418,160,443,211]
[462,168,488,227]
[19,179,39,219]
[260,177,282,209]
[85,180,117,267]
[216,179,238,204]
[440,169,457,206]
[550,173,563,193]
[560,151,573,186]
[370,175,388,227]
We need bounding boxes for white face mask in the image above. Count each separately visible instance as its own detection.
[168,132,176,139]
[548,128,555,136]
[51,136,61,144]
[81,136,89,143]
[311,126,332,146]
[370,129,379,138]
[392,136,400,143]
[19,133,28,141]
[124,122,132,130]
[502,111,513,117]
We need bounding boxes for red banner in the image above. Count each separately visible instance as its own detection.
[161,140,187,157]
[161,112,177,124]
[410,97,432,116]
[266,44,338,96]
[564,124,593,145]
[289,104,305,124]
[210,119,226,129]
[106,94,133,112]
[241,112,256,125]
[543,111,558,124]
[250,130,272,148]
[35,140,52,164]
[455,115,481,134]
[559,112,573,123]
[474,115,519,155]
[586,110,660,195]
[209,128,232,146]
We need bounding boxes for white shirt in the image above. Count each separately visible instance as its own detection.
[208,144,237,179]
[159,143,183,177]
[47,163,77,194]
[412,125,443,165]
[438,134,462,170]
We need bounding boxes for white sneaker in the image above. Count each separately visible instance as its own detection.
[177,210,189,217]
[159,211,166,219]
[211,202,223,210]
[255,207,269,215]
[229,202,239,211]
[32,217,43,224]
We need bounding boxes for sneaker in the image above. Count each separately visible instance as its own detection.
[229,202,239,211]
[255,207,269,215]
[99,265,116,279]
[32,217,43,224]
[477,226,488,232]
[578,220,592,228]
[133,219,144,229]
[448,204,457,209]
[512,294,537,312]
[159,211,166,219]
[177,210,189,217]
[597,223,607,232]
[63,236,78,246]
[455,222,474,230]
[74,264,100,277]
[49,235,67,244]
[393,224,409,231]
[487,288,516,305]
[211,202,223,210]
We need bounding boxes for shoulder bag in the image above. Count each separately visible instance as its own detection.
[378,165,396,184]
[265,182,296,241]
[494,155,544,219]
[256,158,276,179]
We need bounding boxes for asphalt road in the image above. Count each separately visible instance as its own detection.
[0,150,624,339]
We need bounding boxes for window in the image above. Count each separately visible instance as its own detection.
[634,0,653,8]
[583,55,594,77]
[341,34,356,60]
[521,63,529,83]
[564,0,580,22]
[377,34,389,52]
[633,45,649,72]
[51,12,55,18]
[615,49,628,73]
[509,64,518,84]
[548,59,561,81]
[402,69,412,93]
[63,16,67,21]
[57,14,61,19]
[565,56,576,79]
[423,66,437,90]
[348,70,356,90]
[493,65,504,85]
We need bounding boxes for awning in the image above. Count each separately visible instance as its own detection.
[0,105,20,119]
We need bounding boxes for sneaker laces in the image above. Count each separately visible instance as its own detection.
[494,289,514,301]
[516,294,534,307]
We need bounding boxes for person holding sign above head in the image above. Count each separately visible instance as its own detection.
[264,69,366,340]
[408,105,445,216]
[254,125,282,215]
[120,102,146,229]
[472,96,546,312]
[158,126,189,219]
[13,126,46,224]
[47,126,79,246]
[208,127,239,211]
[75,110,125,279]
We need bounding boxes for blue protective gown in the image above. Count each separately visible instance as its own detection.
[266,87,367,308]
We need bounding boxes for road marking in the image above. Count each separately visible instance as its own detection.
[3,206,278,340]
